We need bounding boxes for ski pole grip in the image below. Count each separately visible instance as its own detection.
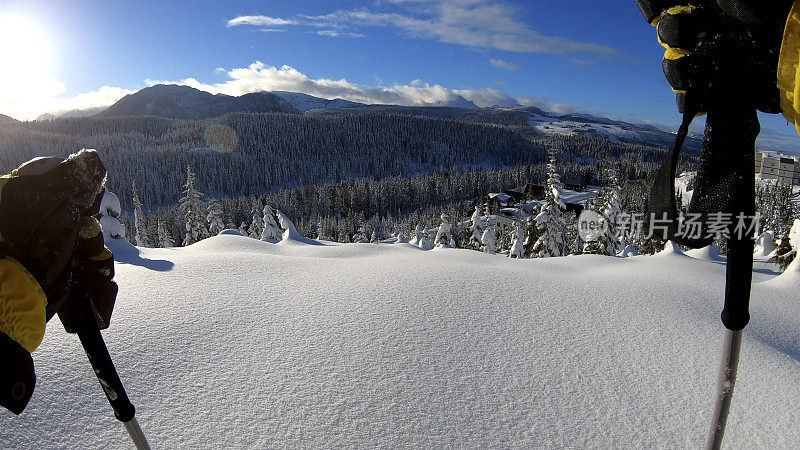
[77,326,136,423]
[703,95,758,331]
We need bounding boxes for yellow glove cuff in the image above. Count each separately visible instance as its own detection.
[0,256,47,353]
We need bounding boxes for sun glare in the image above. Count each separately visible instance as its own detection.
[0,15,64,119]
[0,15,52,72]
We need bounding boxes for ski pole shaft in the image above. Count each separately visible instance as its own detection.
[77,326,151,450]
[699,60,758,446]
[707,329,742,450]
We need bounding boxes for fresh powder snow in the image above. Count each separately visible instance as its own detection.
[1,235,798,448]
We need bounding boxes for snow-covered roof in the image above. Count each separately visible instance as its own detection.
[488,192,511,202]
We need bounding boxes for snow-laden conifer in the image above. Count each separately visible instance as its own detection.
[179,165,209,246]
[157,216,174,248]
[260,204,282,242]
[469,206,484,250]
[482,215,496,254]
[132,181,150,247]
[509,219,525,258]
[248,200,264,239]
[206,199,226,236]
[533,153,567,257]
[434,213,456,248]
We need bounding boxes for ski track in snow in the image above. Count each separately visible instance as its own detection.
[1,235,798,448]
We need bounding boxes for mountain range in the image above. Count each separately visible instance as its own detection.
[30,84,686,149]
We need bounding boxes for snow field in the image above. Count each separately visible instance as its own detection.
[1,235,798,448]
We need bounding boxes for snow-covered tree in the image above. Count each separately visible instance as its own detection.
[98,189,126,241]
[179,165,209,246]
[238,222,248,236]
[396,230,408,243]
[247,200,264,239]
[509,219,525,258]
[352,225,368,243]
[533,154,567,257]
[434,213,456,248]
[260,204,281,242]
[482,215,496,254]
[157,216,174,248]
[469,205,484,250]
[206,199,226,236]
[584,170,622,255]
[370,230,379,243]
[132,181,150,247]
[772,219,800,271]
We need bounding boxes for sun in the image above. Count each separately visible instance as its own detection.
[0,14,65,120]
[0,15,52,74]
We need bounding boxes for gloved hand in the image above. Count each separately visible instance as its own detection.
[57,214,118,334]
[636,0,794,114]
[0,149,107,415]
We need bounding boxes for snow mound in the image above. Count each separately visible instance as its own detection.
[276,210,323,245]
[618,244,640,257]
[685,245,725,262]
[4,242,798,448]
[753,232,776,260]
[656,240,685,256]
[218,228,245,236]
[764,256,800,288]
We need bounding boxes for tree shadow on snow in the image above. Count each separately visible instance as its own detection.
[107,239,174,272]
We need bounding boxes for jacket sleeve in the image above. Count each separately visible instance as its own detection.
[0,255,47,353]
[778,1,800,134]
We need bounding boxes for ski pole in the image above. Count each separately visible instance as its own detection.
[700,81,758,449]
[76,324,152,450]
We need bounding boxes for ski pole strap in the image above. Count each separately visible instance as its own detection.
[645,110,695,241]
[76,326,136,422]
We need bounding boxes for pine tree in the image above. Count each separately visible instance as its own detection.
[132,181,150,247]
[157,216,174,248]
[370,230,379,243]
[248,200,264,239]
[469,205,484,250]
[179,165,209,246]
[482,215,496,254]
[508,219,525,258]
[771,218,800,271]
[396,230,408,243]
[533,153,567,257]
[206,199,226,236]
[260,204,282,241]
[584,170,623,255]
[434,213,455,248]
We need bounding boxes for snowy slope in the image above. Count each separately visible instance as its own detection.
[272,91,367,113]
[527,112,693,148]
[1,236,798,448]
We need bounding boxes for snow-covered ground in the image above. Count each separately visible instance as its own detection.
[2,235,799,448]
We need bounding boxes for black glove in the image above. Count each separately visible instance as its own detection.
[57,214,118,333]
[0,331,36,415]
[0,150,107,415]
[0,150,107,318]
[636,0,793,113]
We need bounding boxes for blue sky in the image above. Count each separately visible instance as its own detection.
[1,0,799,151]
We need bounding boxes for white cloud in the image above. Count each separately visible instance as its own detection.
[317,30,366,38]
[228,1,619,56]
[145,61,532,108]
[489,58,518,71]
[226,15,297,27]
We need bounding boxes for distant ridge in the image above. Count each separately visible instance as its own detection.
[100,84,296,119]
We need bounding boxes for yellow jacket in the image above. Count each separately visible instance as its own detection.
[0,176,47,354]
[779,1,800,134]
[0,255,46,353]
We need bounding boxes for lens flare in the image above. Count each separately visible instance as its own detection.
[203,123,239,153]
